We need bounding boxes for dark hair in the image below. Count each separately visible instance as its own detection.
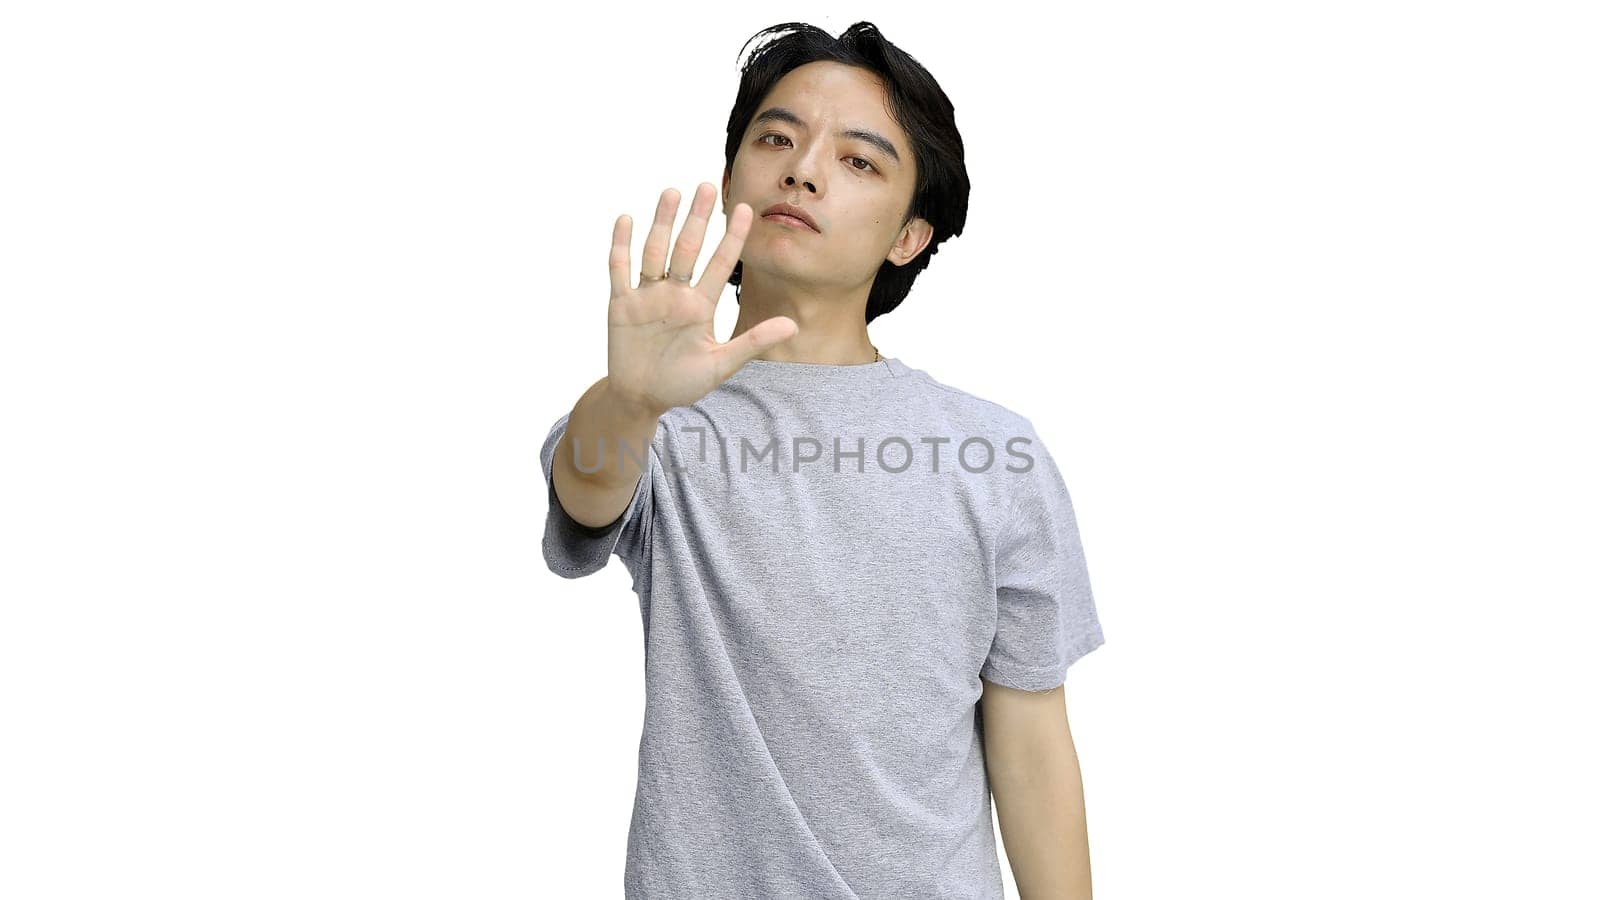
[723,22,971,324]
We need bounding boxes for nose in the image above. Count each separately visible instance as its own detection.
[784,175,816,193]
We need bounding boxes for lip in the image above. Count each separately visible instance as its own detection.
[760,203,820,232]
[762,213,817,232]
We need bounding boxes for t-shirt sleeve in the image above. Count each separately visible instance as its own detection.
[539,411,657,586]
[980,422,1105,691]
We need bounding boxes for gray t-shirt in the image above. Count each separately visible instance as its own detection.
[539,356,1105,899]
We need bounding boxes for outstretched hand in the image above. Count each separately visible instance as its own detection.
[606,183,799,415]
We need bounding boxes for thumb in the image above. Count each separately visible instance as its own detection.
[717,316,799,378]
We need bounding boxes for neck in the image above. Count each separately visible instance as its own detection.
[731,271,877,365]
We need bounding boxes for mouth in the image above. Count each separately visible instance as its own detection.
[761,213,819,232]
[760,204,820,232]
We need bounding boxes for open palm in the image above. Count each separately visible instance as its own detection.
[606,183,798,415]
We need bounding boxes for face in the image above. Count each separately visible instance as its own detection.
[722,61,933,291]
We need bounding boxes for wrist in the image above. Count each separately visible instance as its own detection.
[601,377,665,421]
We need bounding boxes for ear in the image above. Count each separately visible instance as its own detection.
[886,216,934,267]
[721,170,731,214]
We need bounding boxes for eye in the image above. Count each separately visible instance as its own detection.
[759,133,878,174]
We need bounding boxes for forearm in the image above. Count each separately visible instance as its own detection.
[551,375,663,528]
[989,740,1094,899]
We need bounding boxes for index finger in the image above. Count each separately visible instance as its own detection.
[695,202,754,299]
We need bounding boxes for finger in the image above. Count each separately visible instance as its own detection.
[638,188,681,287]
[696,201,754,300]
[716,315,800,380]
[609,213,633,297]
[666,182,715,283]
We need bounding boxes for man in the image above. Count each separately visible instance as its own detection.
[541,22,1105,899]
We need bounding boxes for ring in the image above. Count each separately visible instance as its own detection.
[642,270,693,283]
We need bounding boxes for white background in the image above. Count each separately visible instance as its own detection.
[3,3,1596,897]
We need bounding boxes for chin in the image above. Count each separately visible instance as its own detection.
[740,253,816,282]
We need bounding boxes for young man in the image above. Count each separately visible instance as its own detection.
[541,22,1105,900]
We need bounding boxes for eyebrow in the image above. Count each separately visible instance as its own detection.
[751,106,902,167]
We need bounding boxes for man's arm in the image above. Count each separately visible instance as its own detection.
[551,375,664,529]
[551,184,800,532]
[979,677,1094,899]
